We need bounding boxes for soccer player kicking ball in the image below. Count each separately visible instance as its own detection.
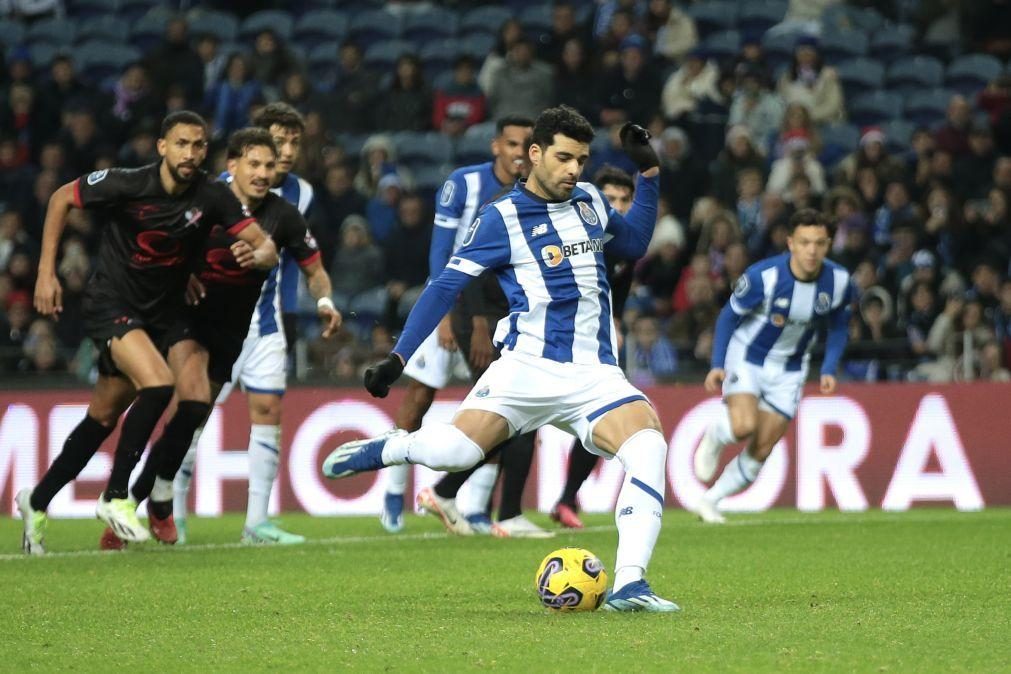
[19,112,278,553]
[692,209,854,524]
[324,106,679,613]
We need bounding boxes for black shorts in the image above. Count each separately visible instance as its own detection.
[450,301,506,382]
[188,301,248,385]
[83,303,193,379]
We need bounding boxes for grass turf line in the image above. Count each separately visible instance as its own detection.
[1,509,1008,672]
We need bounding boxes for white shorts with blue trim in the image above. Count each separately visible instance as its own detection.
[722,351,806,420]
[456,351,649,457]
[402,328,468,390]
[217,330,287,403]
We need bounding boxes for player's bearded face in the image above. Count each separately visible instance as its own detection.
[787,225,832,277]
[530,135,589,201]
[229,144,277,201]
[269,124,301,183]
[493,125,532,179]
[159,124,208,184]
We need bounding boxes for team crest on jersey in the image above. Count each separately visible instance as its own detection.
[577,201,599,226]
[462,217,480,247]
[771,313,786,327]
[183,208,204,229]
[733,275,750,298]
[439,180,456,207]
[814,291,831,315]
[86,169,108,185]
[475,386,490,398]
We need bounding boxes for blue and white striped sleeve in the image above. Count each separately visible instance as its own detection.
[444,206,511,277]
[728,266,765,315]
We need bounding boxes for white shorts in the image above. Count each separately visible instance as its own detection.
[722,354,805,420]
[457,351,650,458]
[402,328,468,390]
[217,330,287,403]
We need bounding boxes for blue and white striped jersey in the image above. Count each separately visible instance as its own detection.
[444,179,654,366]
[725,253,854,371]
[431,161,504,275]
[220,171,314,338]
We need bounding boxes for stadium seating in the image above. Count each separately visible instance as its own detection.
[886,55,944,95]
[67,0,118,19]
[454,135,493,166]
[464,120,498,144]
[411,164,447,195]
[821,4,885,34]
[77,15,130,44]
[458,33,496,60]
[818,30,869,65]
[904,88,955,126]
[25,18,77,47]
[459,6,513,40]
[737,0,787,36]
[0,21,25,50]
[363,39,415,70]
[835,57,885,99]
[129,11,170,50]
[119,0,161,22]
[26,42,62,69]
[187,10,239,43]
[293,10,349,49]
[348,9,402,47]
[761,31,799,71]
[849,90,904,126]
[307,42,339,86]
[702,30,741,61]
[395,132,453,171]
[240,10,295,42]
[402,8,459,47]
[76,41,142,84]
[687,1,738,39]
[881,119,915,153]
[819,122,859,167]
[869,24,914,64]
[945,54,1003,95]
[518,5,553,34]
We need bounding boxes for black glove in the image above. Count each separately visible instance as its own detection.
[363,354,405,398]
[619,122,659,172]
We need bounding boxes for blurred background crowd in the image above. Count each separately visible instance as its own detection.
[2,0,1011,386]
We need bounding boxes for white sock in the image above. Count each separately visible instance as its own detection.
[613,429,668,592]
[246,424,281,529]
[173,429,200,520]
[710,406,737,446]
[705,450,763,504]
[382,423,485,472]
[460,462,499,515]
[385,463,410,496]
[151,477,174,503]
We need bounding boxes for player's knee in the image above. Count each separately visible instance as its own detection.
[748,443,773,462]
[87,406,123,428]
[731,415,757,440]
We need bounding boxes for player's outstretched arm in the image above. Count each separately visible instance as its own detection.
[300,258,341,338]
[34,181,78,316]
[232,222,278,269]
[603,124,660,259]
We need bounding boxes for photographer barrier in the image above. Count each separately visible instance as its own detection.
[2,382,1008,517]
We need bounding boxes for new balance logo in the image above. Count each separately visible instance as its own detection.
[619,506,634,517]
[531,223,549,237]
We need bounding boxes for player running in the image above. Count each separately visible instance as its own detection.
[324,106,680,612]
[380,116,535,535]
[170,105,336,545]
[550,165,637,529]
[692,209,854,524]
[18,111,278,553]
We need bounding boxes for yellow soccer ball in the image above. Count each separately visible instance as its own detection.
[534,547,608,612]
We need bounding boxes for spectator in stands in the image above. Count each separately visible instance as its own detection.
[109,63,162,138]
[1,290,32,372]
[661,47,717,123]
[628,315,678,386]
[934,94,973,158]
[0,84,35,164]
[635,203,685,317]
[770,102,821,159]
[836,127,907,188]
[919,295,995,382]
[376,54,432,132]
[208,54,262,139]
[117,120,159,168]
[977,73,1011,132]
[697,210,740,277]
[53,237,89,351]
[323,42,378,133]
[967,259,1004,316]
[382,193,431,326]
[487,37,553,120]
[735,167,765,254]
[145,16,204,104]
[733,32,771,84]
[433,56,486,130]
[479,18,523,94]
[954,124,998,200]
[365,173,402,244]
[848,287,906,380]
[905,279,939,362]
[668,256,720,355]
[710,125,766,207]
[553,39,598,122]
[58,105,101,175]
[879,221,919,298]
[194,33,228,97]
[250,29,298,96]
[994,278,1011,361]
[871,180,915,249]
[961,193,1011,273]
[330,214,388,323]
[279,71,314,115]
[35,56,87,145]
[354,134,400,198]
[979,340,1011,380]
[729,64,785,150]
[312,163,366,264]
[599,35,661,126]
[777,36,844,124]
[648,0,698,63]
[767,130,826,198]
[538,1,585,66]
[596,8,636,69]
[658,126,707,221]
[673,251,721,314]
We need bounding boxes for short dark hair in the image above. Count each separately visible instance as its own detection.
[593,165,634,193]
[160,110,207,139]
[226,127,277,160]
[496,115,534,135]
[788,208,834,236]
[253,102,305,134]
[531,105,595,150]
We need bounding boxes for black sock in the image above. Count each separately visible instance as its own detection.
[105,385,173,501]
[497,432,535,521]
[31,415,114,511]
[148,499,173,519]
[559,441,599,508]
[131,400,210,503]
[434,444,502,499]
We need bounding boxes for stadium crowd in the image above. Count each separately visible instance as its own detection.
[2,0,1011,385]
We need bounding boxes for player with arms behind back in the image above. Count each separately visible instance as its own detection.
[692,209,854,523]
[323,106,680,612]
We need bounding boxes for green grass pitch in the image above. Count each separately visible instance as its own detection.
[2,509,1009,672]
